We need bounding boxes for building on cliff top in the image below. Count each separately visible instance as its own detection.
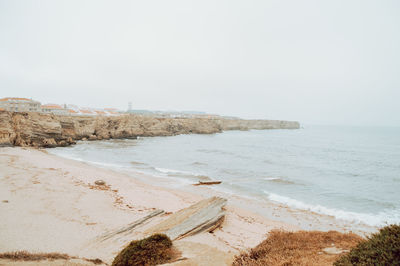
[78,109,96,116]
[0,97,41,112]
[94,110,107,115]
[41,104,68,115]
[104,108,120,116]
[67,109,79,115]
[0,97,122,116]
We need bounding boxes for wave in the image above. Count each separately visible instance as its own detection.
[56,153,86,162]
[155,167,212,181]
[264,177,280,181]
[155,167,200,177]
[191,161,208,166]
[89,161,126,169]
[263,177,295,184]
[264,191,400,227]
[130,161,147,165]
[197,149,235,156]
[155,167,190,175]
[194,175,211,181]
[125,168,195,186]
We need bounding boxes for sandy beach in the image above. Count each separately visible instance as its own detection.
[0,147,298,265]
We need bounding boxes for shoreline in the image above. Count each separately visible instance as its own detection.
[47,141,378,235]
[0,147,298,265]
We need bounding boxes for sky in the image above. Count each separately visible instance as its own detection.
[0,0,399,126]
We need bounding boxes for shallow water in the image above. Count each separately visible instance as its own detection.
[50,125,400,227]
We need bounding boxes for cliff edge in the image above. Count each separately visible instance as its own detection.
[0,111,300,147]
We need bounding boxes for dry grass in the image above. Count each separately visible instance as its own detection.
[0,251,104,264]
[85,258,105,265]
[232,230,363,266]
[0,251,72,261]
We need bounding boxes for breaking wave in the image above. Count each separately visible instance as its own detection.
[155,167,211,181]
[264,191,400,227]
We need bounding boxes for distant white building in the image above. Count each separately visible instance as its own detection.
[94,110,107,116]
[78,109,96,116]
[0,97,41,112]
[64,104,81,116]
[0,98,123,117]
[77,107,121,116]
[104,108,120,116]
[41,104,68,115]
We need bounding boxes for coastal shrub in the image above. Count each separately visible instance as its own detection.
[0,251,104,264]
[0,251,71,261]
[334,224,400,266]
[232,230,362,266]
[112,234,174,266]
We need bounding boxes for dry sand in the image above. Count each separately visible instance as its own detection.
[0,147,296,265]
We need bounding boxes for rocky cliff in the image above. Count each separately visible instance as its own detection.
[0,111,300,147]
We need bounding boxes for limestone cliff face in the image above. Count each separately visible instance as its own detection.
[216,118,300,131]
[0,112,15,147]
[0,111,300,147]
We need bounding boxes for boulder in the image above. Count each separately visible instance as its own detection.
[43,138,57,148]
[322,247,349,255]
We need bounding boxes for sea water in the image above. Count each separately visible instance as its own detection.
[49,125,400,227]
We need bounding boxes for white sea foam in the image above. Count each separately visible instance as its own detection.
[88,161,126,169]
[264,191,400,227]
[155,167,205,178]
[155,167,188,174]
[150,172,194,185]
[49,152,85,162]
[264,177,280,181]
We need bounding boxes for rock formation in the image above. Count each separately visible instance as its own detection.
[0,111,300,148]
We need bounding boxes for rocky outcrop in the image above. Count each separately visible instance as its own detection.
[217,118,301,131]
[146,196,227,240]
[0,112,76,147]
[0,112,15,147]
[0,111,300,148]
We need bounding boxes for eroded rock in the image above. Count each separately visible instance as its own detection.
[0,110,300,148]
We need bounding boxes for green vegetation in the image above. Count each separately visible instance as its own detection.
[112,234,175,266]
[334,224,400,266]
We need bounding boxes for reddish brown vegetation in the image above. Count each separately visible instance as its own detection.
[232,230,363,266]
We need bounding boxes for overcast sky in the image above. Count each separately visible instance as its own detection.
[0,0,399,126]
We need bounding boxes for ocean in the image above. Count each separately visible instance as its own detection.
[49,125,400,229]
